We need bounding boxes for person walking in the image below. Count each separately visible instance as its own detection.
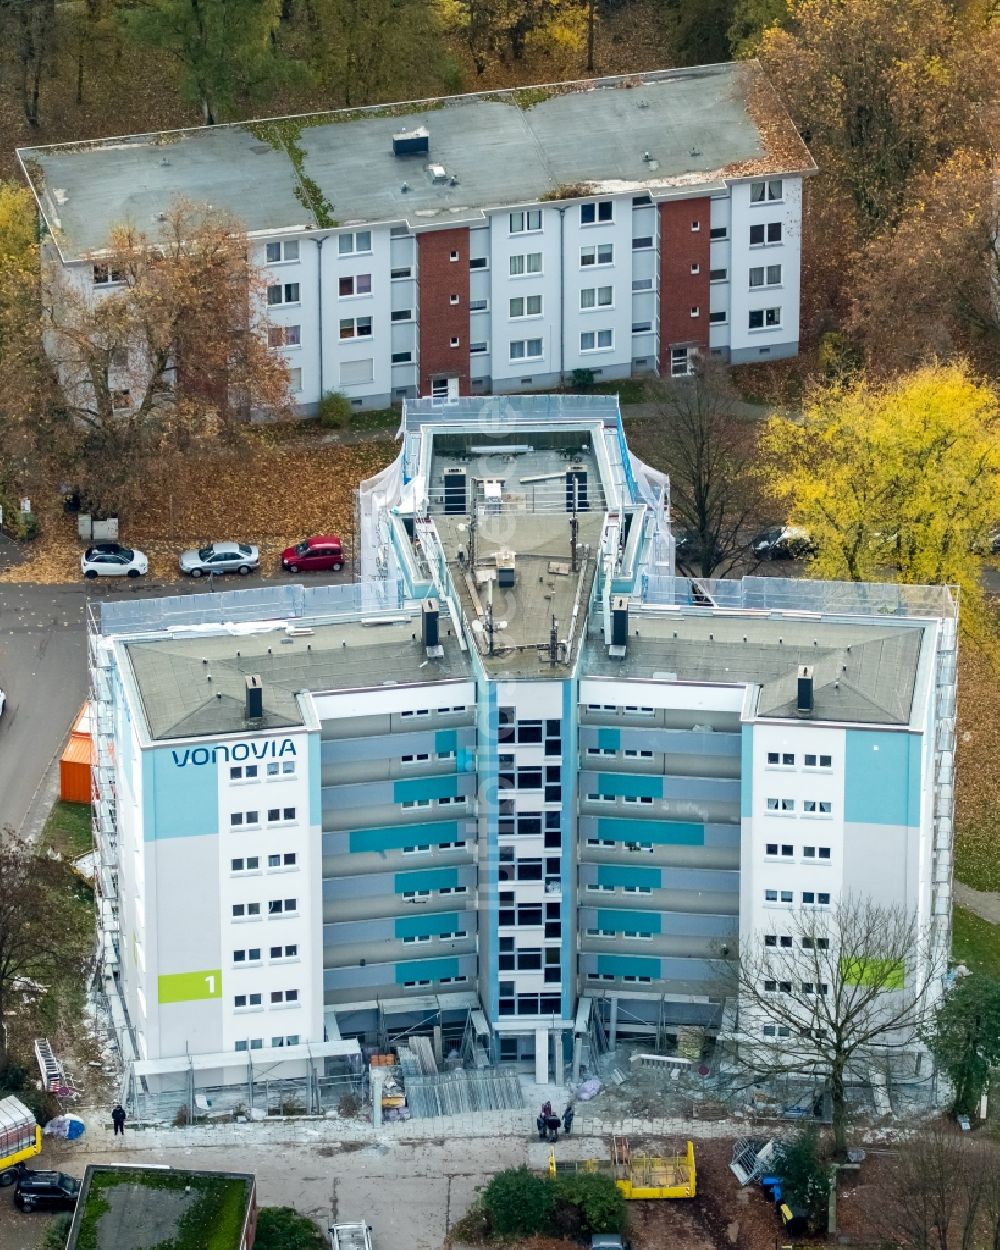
[562,1105,574,1135]
[111,1103,126,1137]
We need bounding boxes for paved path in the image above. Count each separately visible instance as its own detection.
[953,880,1000,924]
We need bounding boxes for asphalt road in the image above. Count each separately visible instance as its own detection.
[0,567,351,836]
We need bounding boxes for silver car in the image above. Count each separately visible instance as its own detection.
[179,541,260,577]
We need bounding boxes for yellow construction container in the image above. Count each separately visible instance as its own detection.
[548,1136,696,1200]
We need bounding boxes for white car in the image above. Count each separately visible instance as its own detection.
[179,541,260,577]
[0,688,6,719]
[81,543,148,579]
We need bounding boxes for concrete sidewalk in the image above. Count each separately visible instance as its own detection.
[954,880,1000,924]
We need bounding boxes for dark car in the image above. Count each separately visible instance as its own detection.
[13,1169,81,1213]
[281,535,344,573]
[673,528,723,571]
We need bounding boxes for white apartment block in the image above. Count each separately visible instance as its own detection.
[20,64,815,411]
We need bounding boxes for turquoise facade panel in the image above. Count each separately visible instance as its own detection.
[142,747,219,841]
[844,730,922,827]
[598,727,621,751]
[394,956,460,984]
[596,864,663,890]
[596,816,704,845]
[596,909,661,934]
[597,772,663,800]
[394,867,460,893]
[394,910,461,939]
[348,820,459,854]
[597,954,661,978]
[435,728,458,754]
[741,724,753,818]
[308,733,321,827]
[393,773,459,804]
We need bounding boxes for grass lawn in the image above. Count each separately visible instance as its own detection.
[42,799,92,859]
[585,378,651,405]
[952,905,1000,978]
[348,407,400,432]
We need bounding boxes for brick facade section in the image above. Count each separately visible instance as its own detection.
[658,198,711,373]
[417,228,471,397]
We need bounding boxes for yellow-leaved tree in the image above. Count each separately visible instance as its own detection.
[760,362,1000,610]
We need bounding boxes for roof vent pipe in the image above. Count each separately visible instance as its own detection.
[796,665,814,718]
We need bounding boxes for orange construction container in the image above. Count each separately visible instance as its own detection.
[59,704,93,805]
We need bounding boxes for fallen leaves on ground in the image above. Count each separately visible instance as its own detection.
[0,435,395,585]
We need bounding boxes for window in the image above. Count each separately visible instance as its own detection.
[470,256,488,270]
[449,250,458,261]
[670,347,694,377]
[708,311,727,325]
[338,231,372,255]
[510,295,542,318]
[470,341,487,354]
[391,350,413,364]
[580,243,613,267]
[233,947,261,963]
[580,329,613,352]
[803,936,830,951]
[749,265,782,287]
[748,307,781,330]
[580,286,613,310]
[231,857,260,872]
[266,807,296,823]
[230,810,259,828]
[271,944,298,959]
[581,201,613,224]
[750,222,783,246]
[509,338,543,361]
[267,324,301,349]
[390,309,412,322]
[690,262,701,275]
[234,993,263,1009]
[232,902,261,918]
[230,765,258,781]
[690,306,700,318]
[510,209,542,233]
[805,753,833,769]
[633,236,653,250]
[390,266,412,280]
[470,299,488,311]
[266,240,300,264]
[340,316,373,340]
[93,264,125,286]
[510,252,542,276]
[267,283,300,306]
[691,220,701,232]
[270,989,299,1005]
[750,179,783,203]
[709,226,727,240]
[449,294,460,305]
[268,897,297,915]
[632,277,653,291]
[710,267,727,282]
[339,274,372,297]
[449,336,460,347]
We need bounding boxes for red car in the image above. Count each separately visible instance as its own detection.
[281,535,344,573]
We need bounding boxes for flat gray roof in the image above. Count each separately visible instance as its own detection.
[582,613,926,725]
[20,62,814,261]
[123,616,471,741]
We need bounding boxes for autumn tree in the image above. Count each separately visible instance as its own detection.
[120,0,287,124]
[759,362,1000,603]
[760,0,999,237]
[848,150,1000,374]
[631,363,764,578]
[436,0,587,75]
[730,894,939,1158]
[0,0,58,127]
[0,826,94,1061]
[42,200,291,512]
[727,0,786,57]
[928,972,1000,1118]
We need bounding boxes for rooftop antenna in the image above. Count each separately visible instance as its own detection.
[570,477,579,573]
[549,614,558,665]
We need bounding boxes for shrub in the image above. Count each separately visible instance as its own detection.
[553,1172,627,1235]
[572,368,595,390]
[318,391,353,429]
[780,1127,831,1227]
[481,1167,554,1237]
[255,1207,326,1250]
[42,1214,73,1250]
